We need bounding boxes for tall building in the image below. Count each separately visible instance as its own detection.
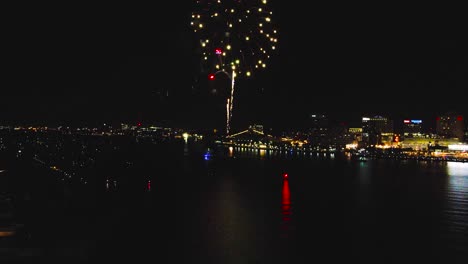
[361,115,394,146]
[402,119,423,138]
[329,121,351,150]
[436,113,464,141]
[348,127,363,142]
[308,114,329,147]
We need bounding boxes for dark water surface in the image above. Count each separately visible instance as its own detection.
[1,141,468,263]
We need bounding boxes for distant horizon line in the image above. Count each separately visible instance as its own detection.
[1,110,465,130]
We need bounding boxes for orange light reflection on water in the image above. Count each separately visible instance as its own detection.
[0,231,15,237]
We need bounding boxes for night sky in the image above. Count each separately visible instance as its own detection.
[3,2,467,131]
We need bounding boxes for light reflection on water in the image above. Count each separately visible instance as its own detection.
[281,179,292,238]
[93,144,468,262]
[447,161,468,178]
[443,162,468,254]
[259,149,266,159]
[200,172,258,263]
[227,146,337,160]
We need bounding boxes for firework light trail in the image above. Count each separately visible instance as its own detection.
[191,0,278,135]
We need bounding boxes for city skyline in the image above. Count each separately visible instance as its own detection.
[3,1,467,130]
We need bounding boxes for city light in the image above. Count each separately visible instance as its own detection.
[448,144,468,151]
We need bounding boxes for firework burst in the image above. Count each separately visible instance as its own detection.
[191,0,278,134]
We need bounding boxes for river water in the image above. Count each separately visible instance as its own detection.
[1,141,467,263]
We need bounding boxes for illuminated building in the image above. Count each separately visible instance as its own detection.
[436,112,464,141]
[348,127,362,142]
[448,144,468,152]
[308,114,329,147]
[361,115,394,146]
[346,127,363,148]
[328,122,353,150]
[401,137,460,151]
[402,119,423,138]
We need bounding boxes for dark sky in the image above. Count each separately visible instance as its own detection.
[3,1,467,131]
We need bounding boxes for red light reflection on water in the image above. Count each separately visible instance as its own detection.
[281,178,293,238]
[282,179,291,220]
[147,180,151,191]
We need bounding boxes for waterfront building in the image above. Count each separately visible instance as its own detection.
[436,112,464,141]
[308,114,329,148]
[361,115,394,147]
[329,122,353,150]
[402,119,423,138]
[400,137,460,152]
